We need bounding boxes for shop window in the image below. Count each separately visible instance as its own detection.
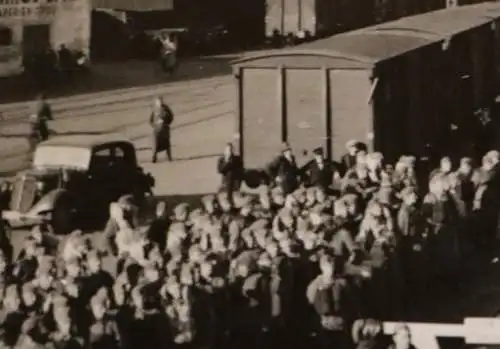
[0,27,12,46]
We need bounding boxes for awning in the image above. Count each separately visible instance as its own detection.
[92,0,174,12]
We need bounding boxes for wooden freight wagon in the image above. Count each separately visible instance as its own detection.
[265,0,340,40]
[232,4,499,186]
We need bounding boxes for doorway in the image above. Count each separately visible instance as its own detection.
[22,24,51,57]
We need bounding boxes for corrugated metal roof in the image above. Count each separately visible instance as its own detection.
[92,0,173,12]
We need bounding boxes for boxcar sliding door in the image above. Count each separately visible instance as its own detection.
[285,68,327,167]
[329,69,374,161]
[240,67,284,169]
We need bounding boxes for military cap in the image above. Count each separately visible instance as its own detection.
[281,142,292,153]
[313,147,324,156]
[174,203,190,217]
[345,140,358,149]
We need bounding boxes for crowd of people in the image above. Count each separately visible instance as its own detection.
[0,136,499,349]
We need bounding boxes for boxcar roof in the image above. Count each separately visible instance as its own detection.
[40,134,131,149]
[233,3,498,69]
[363,5,493,39]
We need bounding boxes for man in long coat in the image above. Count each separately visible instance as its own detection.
[149,97,174,163]
[217,143,243,198]
[301,147,341,193]
[267,143,301,195]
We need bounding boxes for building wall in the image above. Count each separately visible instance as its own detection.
[0,0,91,77]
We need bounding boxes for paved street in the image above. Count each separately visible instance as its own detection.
[2,58,500,333]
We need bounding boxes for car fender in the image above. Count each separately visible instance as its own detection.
[28,189,69,216]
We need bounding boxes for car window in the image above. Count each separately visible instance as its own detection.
[91,147,112,171]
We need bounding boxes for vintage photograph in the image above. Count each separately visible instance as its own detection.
[1,0,500,348]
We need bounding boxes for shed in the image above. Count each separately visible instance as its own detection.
[232,3,500,172]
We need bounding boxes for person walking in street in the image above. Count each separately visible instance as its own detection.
[149,97,174,163]
[28,94,53,151]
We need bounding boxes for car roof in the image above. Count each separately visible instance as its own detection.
[39,134,132,149]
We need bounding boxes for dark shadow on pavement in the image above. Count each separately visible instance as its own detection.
[0,55,238,104]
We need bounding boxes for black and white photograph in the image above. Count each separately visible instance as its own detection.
[1,0,500,348]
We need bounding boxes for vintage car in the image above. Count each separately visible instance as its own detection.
[1,134,155,234]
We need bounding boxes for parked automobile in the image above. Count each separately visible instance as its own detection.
[1,135,155,234]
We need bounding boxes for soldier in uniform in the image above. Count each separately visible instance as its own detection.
[267,143,301,195]
[217,143,243,198]
[149,96,174,163]
[301,147,341,194]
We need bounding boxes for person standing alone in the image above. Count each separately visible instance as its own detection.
[149,97,174,163]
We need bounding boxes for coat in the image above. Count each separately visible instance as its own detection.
[149,104,174,153]
[217,155,243,192]
[301,160,340,191]
[267,155,300,195]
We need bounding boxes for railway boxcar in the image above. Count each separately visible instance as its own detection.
[265,0,336,40]
[232,4,500,187]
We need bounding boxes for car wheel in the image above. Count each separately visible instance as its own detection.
[50,194,74,235]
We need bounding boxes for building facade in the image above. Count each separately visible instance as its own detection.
[0,0,91,77]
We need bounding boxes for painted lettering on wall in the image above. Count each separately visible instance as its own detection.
[0,0,76,19]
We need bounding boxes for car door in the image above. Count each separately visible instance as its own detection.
[88,145,117,209]
[108,143,137,197]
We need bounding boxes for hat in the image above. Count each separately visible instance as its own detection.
[346,140,358,149]
[281,142,291,153]
[313,147,324,156]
